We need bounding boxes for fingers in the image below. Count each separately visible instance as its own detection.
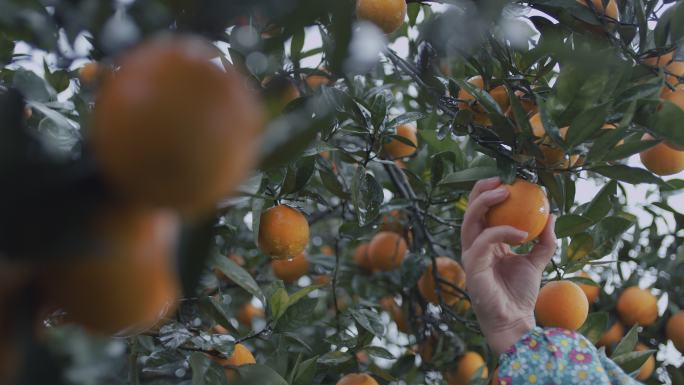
[461,186,510,250]
[468,177,501,202]
[463,226,529,274]
[527,215,557,270]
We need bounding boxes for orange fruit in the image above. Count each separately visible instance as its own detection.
[666,311,684,353]
[258,205,310,259]
[305,69,331,89]
[355,0,406,34]
[485,178,550,244]
[616,286,658,326]
[639,133,684,175]
[379,210,405,234]
[46,207,180,335]
[313,274,331,285]
[384,124,418,159]
[445,351,488,385]
[506,90,538,121]
[263,76,300,115]
[577,272,600,303]
[92,35,263,217]
[79,62,101,84]
[337,373,379,385]
[367,231,407,271]
[353,242,373,271]
[418,256,466,306]
[576,0,618,19]
[271,252,309,283]
[237,303,264,327]
[596,321,624,349]
[320,245,334,256]
[535,280,589,330]
[210,343,256,380]
[457,76,509,125]
[635,343,655,381]
[380,297,410,333]
[212,324,230,335]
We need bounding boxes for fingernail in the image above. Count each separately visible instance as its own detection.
[493,187,507,195]
[518,232,529,240]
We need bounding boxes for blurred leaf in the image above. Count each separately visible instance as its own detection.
[577,312,608,344]
[364,346,396,359]
[235,364,288,385]
[189,353,226,385]
[269,288,290,321]
[388,112,428,128]
[566,233,594,262]
[292,356,318,385]
[555,215,594,238]
[590,165,663,185]
[612,324,639,358]
[612,350,655,374]
[214,253,265,304]
[317,351,353,366]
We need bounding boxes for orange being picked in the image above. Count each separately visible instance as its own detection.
[367,231,407,271]
[445,351,488,385]
[418,256,466,306]
[597,321,624,349]
[384,124,418,159]
[355,0,406,34]
[337,373,379,385]
[616,286,658,326]
[353,242,373,272]
[639,133,684,175]
[92,35,264,218]
[237,303,265,327]
[577,272,600,303]
[535,280,589,330]
[667,311,684,353]
[485,178,550,244]
[45,207,181,336]
[258,205,310,259]
[635,343,655,381]
[271,252,309,283]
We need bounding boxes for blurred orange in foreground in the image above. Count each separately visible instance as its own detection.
[92,34,264,218]
[45,207,180,335]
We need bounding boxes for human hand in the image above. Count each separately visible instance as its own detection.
[461,177,557,355]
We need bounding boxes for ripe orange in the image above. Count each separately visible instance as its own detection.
[458,76,509,125]
[528,114,578,168]
[92,35,263,217]
[79,62,100,84]
[271,252,309,283]
[616,286,658,326]
[263,76,300,115]
[639,133,684,175]
[384,124,418,159]
[367,231,407,271]
[305,69,331,89]
[379,210,405,234]
[380,297,410,333]
[485,178,550,244]
[644,50,684,91]
[212,324,230,335]
[535,280,589,330]
[446,351,488,385]
[258,205,310,259]
[313,274,332,285]
[237,303,264,327]
[210,343,256,380]
[418,257,466,306]
[666,311,684,353]
[355,0,406,34]
[576,0,618,19]
[577,272,600,303]
[336,373,379,385]
[596,321,624,349]
[353,242,373,271]
[321,245,334,256]
[46,207,180,335]
[635,343,655,381]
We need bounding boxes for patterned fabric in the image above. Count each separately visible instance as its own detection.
[498,327,642,385]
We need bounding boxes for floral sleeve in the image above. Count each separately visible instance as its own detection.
[497,327,642,385]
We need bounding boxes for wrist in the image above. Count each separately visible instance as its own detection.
[483,316,536,355]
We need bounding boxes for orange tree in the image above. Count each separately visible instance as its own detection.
[0,0,684,384]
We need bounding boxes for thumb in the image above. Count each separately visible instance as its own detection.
[463,226,528,275]
[527,215,557,270]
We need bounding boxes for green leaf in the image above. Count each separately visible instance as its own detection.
[590,165,663,185]
[577,312,609,344]
[583,181,616,223]
[317,351,353,366]
[611,324,639,358]
[612,350,655,374]
[351,168,383,226]
[566,233,594,262]
[387,112,427,127]
[292,356,318,385]
[318,160,350,199]
[189,352,226,385]
[269,288,290,321]
[364,346,396,359]
[275,297,318,332]
[555,215,594,238]
[440,166,499,188]
[602,137,658,162]
[350,308,385,336]
[12,68,54,102]
[649,101,684,148]
[213,254,265,304]
[288,285,322,307]
[235,364,288,385]
[281,156,316,195]
[290,27,305,62]
[565,104,609,147]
